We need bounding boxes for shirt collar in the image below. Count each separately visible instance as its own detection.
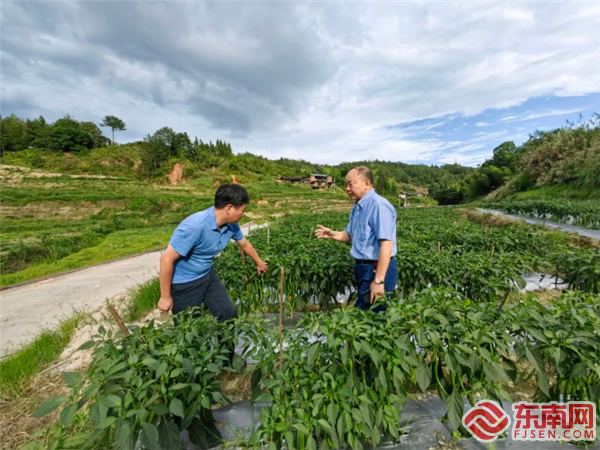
[356,188,375,208]
[208,206,221,232]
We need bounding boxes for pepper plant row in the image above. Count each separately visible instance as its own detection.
[31,288,600,449]
[215,208,600,315]
[479,198,600,229]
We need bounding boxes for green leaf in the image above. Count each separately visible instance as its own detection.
[158,420,181,450]
[284,431,295,450]
[232,354,244,373]
[415,363,431,392]
[78,340,96,351]
[32,395,68,418]
[156,362,168,378]
[293,423,309,435]
[206,363,220,373]
[524,346,549,396]
[142,357,160,369]
[572,362,587,378]
[169,398,185,418]
[63,372,82,388]
[100,395,122,408]
[341,345,349,365]
[443,390,464,430]
[483,362,509,382]
[188,417,209,449]
[97,416,117,430]
[114,421,134,450]
[152,404,170,416]
[307,343,320,365]
[359,403,373,429]
[59,402,78,426]
[317,418,333,433]
[140,422,159,450]
[537,371,550,398]
[307,435,317,450]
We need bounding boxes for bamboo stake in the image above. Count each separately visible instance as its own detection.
[437,241,441,252]
[240,247,249,295]
[490,246,495,258]
[267,226,270,244]
[279,267,285,371]
[107,301,130,336]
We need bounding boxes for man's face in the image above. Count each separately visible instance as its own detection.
[345,170,370,201]
[225,204,246,223]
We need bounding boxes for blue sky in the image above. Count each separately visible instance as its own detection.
[2,1,599,167]
[388,93,599,166]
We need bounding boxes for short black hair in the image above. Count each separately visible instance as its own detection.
[214,184,250,209]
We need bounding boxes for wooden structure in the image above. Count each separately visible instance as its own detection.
[279,173,333,189]
[399,191,426,207]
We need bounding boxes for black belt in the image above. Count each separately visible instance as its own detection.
[354,259,378,264]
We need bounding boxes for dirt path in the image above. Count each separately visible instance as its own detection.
[0,222,265,356]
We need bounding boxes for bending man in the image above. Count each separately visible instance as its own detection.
[158,184,268,322]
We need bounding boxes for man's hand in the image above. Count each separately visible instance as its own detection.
[315,225,334,239]
[158,296,174,312]
[256,260,269,275]
[369,281,385,304]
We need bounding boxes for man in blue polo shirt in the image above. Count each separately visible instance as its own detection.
[157,184,268,322]
[315,166,397,312]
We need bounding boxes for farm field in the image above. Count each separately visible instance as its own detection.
[0,165,351,287]
[479,197,600,230]
[11,206,600,450]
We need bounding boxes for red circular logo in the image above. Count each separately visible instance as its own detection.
[462,400,511,442]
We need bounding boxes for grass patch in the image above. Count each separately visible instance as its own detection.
[0,228,171,286]
[512,185,600,200]
[0,314,84,398]
[125,277,161,322]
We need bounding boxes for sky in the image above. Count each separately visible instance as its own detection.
[1,0,599,167]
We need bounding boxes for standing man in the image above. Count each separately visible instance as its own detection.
[315,166,397,312]
[158,184,268,322]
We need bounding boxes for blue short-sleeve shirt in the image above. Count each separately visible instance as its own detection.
[169,206,244,284]
[345,189,397,260]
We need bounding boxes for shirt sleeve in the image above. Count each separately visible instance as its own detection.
[169,219,199,257]
[345,209,353,236]
[231,223,244,241]
[373,203,396,241]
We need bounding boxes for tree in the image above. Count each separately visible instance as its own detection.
[50,116,94,153]
[432,187,464,205]
[81,122,110,148]
[482,141,518,171]
[0,114,27,154]
[24,116,51,149]
[100,115,126,145]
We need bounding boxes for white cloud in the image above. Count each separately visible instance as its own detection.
[1,1,598,166]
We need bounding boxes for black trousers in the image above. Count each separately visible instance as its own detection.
[171,268,237,324]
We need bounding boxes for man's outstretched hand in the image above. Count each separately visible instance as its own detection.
[256,260,269,275]
[315,224,334,239]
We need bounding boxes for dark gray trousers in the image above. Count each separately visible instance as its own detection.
[171,268,237,324]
